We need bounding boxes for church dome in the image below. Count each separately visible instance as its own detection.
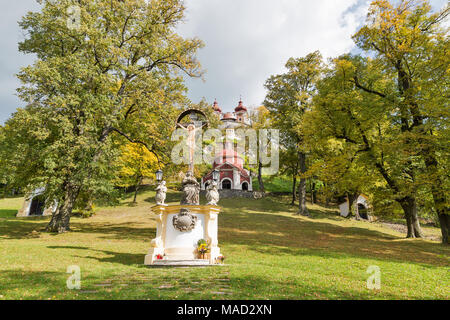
[222,112,236,120]
[235,100,247,113]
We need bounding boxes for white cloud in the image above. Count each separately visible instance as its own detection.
[0,0,447,123]
[177,0,372,112]
[0,0,39,124]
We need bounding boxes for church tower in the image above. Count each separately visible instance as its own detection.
[212,99,222,116]
[234,99,248,125]
[203,98,252,192]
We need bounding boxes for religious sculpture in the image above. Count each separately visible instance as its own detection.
[176,118,207,172]
[206,180,220,206]
[181,171,200,205]
[146,108,223,266]
[155,181,167,206]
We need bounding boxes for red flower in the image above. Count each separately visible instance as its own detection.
[155,254,163,260]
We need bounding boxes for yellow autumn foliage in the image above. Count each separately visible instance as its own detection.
[115,143,160,187]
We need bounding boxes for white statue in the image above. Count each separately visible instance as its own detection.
[155,181,167,206]
[206,180,220,206]
[176,122,206,173]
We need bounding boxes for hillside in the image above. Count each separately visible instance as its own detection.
[0,190,448,300]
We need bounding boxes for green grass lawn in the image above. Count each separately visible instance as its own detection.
[0,190,448,300]
[252,175,293,193]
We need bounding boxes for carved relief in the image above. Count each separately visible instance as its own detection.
[173,208,197,232]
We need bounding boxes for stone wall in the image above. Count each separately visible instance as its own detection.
[200,189,262,199]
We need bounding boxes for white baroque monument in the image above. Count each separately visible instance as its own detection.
[144,203,222,265]
[144,109,222,266]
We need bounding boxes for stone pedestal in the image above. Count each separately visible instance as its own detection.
[144,204,222,266]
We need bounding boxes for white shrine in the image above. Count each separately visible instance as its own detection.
[144,204,222,266]
[144,109,223,266]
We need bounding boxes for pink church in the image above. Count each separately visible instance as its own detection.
[201,99,253,191]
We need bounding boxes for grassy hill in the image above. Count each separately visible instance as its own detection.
[0,189,448,300]
[252,175,293,193]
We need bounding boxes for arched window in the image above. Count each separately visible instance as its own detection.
[222,179,232,190]
[242,182,249,191]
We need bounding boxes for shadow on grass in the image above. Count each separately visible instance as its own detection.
[47,245,146,266]
[69,222,156,242]
[0,270,70,299]
[0,266,234,300]
[0,218,154,242]
[1,195,447,268]
[0,209,18,218]
[219,201,450,267]
[0,217,50,240]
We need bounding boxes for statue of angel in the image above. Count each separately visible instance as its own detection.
[155,181,167,206]
[180,171,200,205]
[206,180,220,206]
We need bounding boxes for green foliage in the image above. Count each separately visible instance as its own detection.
[264,51,324,150]
[263,51,324,213]
[351,0,449,218]
[302,1,449,230]
[0,0,204,231]
[114,143,159,188]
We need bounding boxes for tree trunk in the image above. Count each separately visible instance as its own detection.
[324,182,330,207]
[399,197,423,238]
[311,181,317,204]
[133,186,139,204]
[291,175,297,205]
[258,161,265,193]
[438,214,449,245]
[297,152,308,216]
[348,193,360,220]
[421,150,449,244]
[394,65,433,240]
[433,194,449,244]
[133,176,143,204]
[46,184,79,233]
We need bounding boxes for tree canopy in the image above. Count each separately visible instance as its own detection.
[1,0,204,232]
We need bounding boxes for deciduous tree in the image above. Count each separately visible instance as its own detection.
[264,51,324,215]
[3,0,203,232]
[352,0,449,242]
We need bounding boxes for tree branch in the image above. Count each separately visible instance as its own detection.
[351,76,387,99]
[109,127,163,167]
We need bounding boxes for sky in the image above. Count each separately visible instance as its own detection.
[0,0,447,123]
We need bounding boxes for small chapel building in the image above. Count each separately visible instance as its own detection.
[201,99,253,191]
[339,194,372,220]
[16,187,57,217]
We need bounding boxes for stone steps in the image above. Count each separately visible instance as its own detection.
[149,259,212,267]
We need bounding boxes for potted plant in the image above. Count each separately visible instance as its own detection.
[197,239,210,259]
